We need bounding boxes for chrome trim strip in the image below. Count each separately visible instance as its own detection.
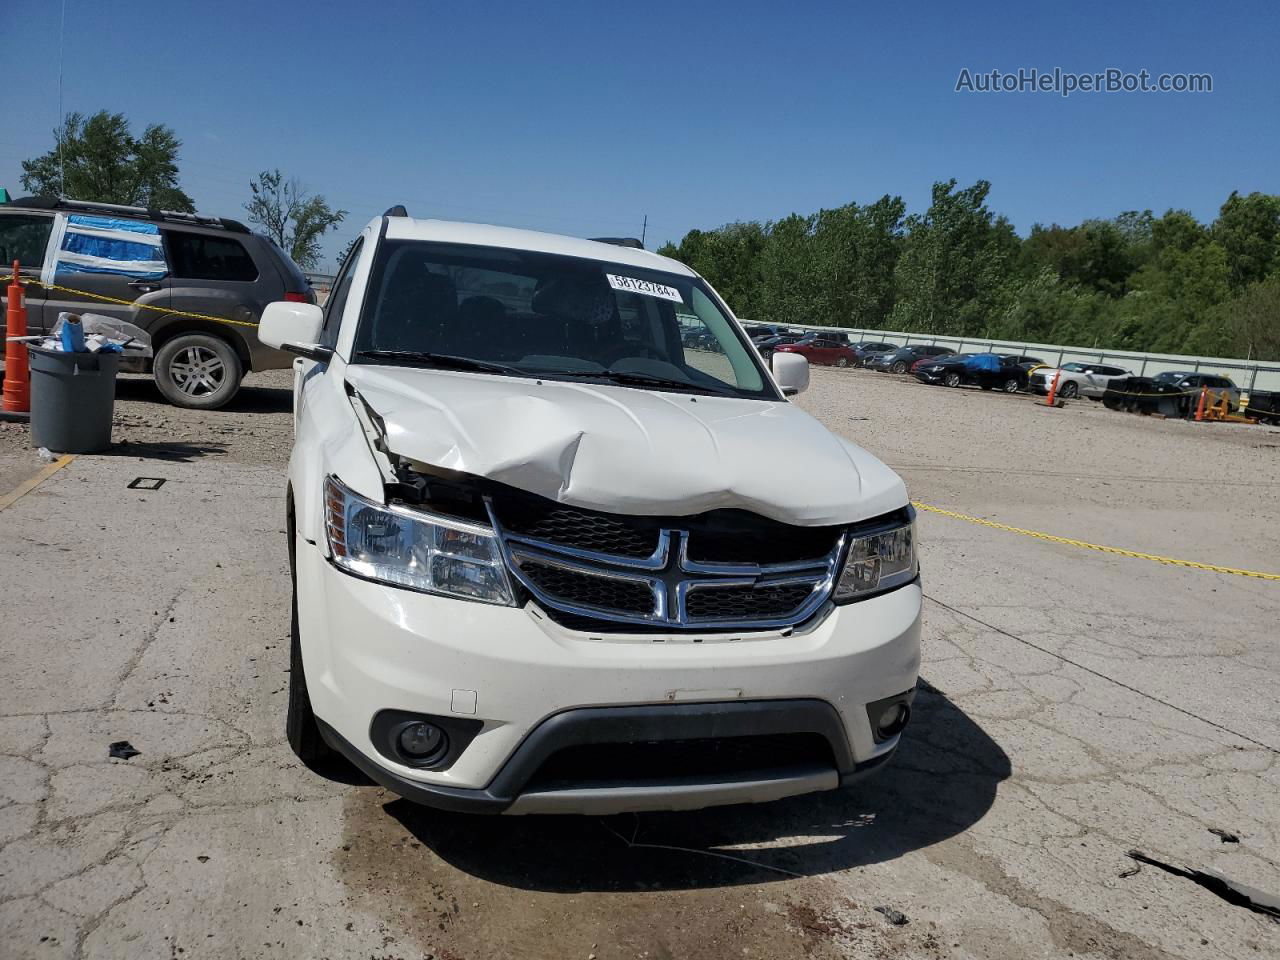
[502,527,672,571]
[676,536,833,576]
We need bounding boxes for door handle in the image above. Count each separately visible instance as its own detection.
[129,280,160,293]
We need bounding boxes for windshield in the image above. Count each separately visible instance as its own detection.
[351,240,774,399]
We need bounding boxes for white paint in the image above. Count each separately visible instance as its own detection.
[345,364,906,526]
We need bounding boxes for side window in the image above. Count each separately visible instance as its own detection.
[0,214,54,269]
[321,239,363,347]
[165,231,258,281]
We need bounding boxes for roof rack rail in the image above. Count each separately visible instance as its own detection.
[590,236,644,249]
[384,205,409,217]
[11,196,250,233]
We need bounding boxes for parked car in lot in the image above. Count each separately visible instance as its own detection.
[852,341,897,367]
[265,210,921,815]
[1002,354,1046,371]
[913,353,1034,392]
[870,343,955,373]
[0,196,314,408]
[754,332,807,361]
[773,336,858,367]
[1151,371,1241,409]
[1028,361,1132,399]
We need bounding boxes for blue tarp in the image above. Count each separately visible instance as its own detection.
[55,215,167,279]
[964,353,1002,372]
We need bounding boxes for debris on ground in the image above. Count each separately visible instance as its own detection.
[108,740,141,760]
[1208,828,1241,844]
[1126,850,1280,919]
[874,906,909,926]
[37,446,56,463]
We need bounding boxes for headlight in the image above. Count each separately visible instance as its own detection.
[324,476,515,605]
[834,513,917,602]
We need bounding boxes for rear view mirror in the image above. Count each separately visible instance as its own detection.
[259,301,330,361]
[771,351,810,397]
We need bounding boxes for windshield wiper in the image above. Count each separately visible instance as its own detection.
[587,370,735,396]
[356,350,522,376]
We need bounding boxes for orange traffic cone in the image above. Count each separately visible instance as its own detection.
[3,260,30,414]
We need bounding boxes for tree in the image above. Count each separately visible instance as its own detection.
[659,184,1280,360]
[20,110,194,210]
[1212,191,1280,290]
[810,196,905,328]
[335,236,359,271]
[1221,275,1280,361]
[890,180,1019,335]
[245,169,347,270]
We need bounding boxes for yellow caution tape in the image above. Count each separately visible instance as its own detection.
[2,274,258,328]
[912,501,1280,581]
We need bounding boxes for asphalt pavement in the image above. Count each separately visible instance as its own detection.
[1,367,1277,960]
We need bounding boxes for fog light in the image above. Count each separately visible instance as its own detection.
[397,721,447,762]
[877,703,910,739]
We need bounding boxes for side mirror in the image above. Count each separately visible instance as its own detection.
[259,301,330,362]
[771,351,810,397]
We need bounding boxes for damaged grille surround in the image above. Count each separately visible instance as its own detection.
[487,501,845,631]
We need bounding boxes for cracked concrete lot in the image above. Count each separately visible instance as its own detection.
[1,367,1278,959]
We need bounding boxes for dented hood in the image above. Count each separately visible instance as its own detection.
[345,365,908,526]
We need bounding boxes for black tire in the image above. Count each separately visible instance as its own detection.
[286,502,331,764]
[1059,381,1079,399]
[1002,378,1020,393]
[835,356,850,368]
[154,333,243,410]
[892,361,908,374]
[944,372,962,388]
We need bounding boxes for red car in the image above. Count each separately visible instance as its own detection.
[773,336,858,368]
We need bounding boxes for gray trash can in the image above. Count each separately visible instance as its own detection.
[27,346,120,453]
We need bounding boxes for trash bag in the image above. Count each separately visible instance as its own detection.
[51,312,153,357]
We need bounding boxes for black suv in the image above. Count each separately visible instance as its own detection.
[0,196,314,408]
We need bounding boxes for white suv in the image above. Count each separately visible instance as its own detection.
[263,210,921,815]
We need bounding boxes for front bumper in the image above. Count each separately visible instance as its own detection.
[295,541,922,814]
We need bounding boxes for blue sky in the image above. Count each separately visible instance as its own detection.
[3,0,1277,271]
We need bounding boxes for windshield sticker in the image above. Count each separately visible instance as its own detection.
[606,274,684,303]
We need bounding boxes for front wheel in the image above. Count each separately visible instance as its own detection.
[154,333,243,409]
[944,372,962,388]
[1059,381,1079,399]
[835,356,849,368]
[1002,378,1020,393]
[892,361,908,374]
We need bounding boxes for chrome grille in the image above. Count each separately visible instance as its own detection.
[490,500,843,630]
[499,503,659,559]
[518,559,658,616]
[684,582,818,621]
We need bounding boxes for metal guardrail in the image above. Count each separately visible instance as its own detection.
[763,321,1280,392]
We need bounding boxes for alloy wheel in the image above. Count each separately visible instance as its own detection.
[169,346,227,397]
